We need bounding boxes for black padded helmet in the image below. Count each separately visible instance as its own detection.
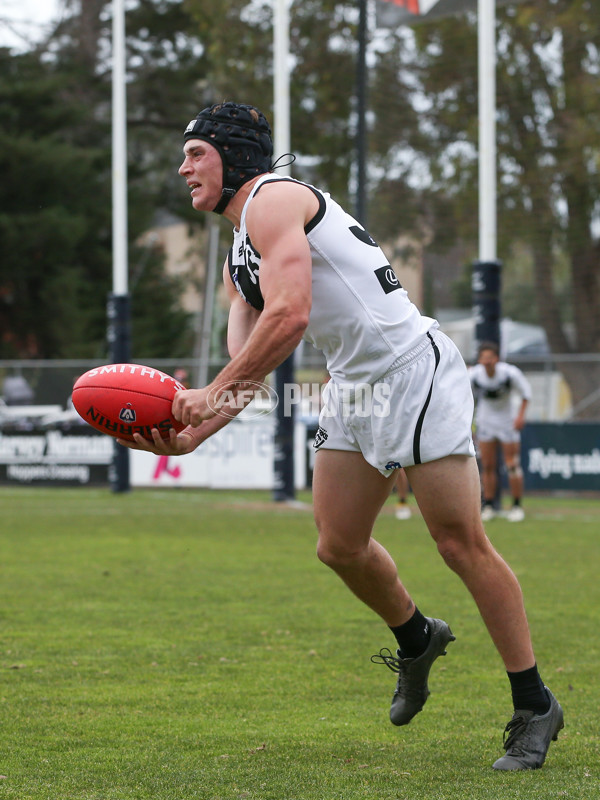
[184,102,273,214]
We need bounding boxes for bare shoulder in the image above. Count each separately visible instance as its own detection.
[247,178,320,230]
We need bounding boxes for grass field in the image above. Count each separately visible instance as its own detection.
[1,488,599,800]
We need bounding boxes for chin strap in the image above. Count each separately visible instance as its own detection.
[212,187,237,215]
[212,152,295,215]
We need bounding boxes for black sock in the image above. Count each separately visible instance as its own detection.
[483,499,494,507]
[389,607,431,659]
[507,664,550,715]
[512,498,521,507]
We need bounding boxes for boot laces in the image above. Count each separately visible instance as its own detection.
[371,648,424,701]
[370,648,406,673]
[503,712,534,753]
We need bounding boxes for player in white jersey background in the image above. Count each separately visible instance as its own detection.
[120,102,563,770]
[469,342,532,522]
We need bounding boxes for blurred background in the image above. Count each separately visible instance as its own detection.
[0,0,598,491]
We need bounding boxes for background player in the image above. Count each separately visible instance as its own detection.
[394,468,412,520]
[470,342,532,522]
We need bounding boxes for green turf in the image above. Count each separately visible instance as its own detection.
[1,488,599,799]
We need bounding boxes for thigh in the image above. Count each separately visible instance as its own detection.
[406,455,483,541]
[312,449,392,549]
[478,439,498,468]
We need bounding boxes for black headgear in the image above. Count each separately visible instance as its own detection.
[184,102,273,214]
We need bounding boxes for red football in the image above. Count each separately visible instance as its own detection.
[72,364,187,442]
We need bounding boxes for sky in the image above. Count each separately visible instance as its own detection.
[0,0,63,51]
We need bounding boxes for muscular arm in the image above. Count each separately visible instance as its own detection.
[121,182,316,452]
[514,398,529,431]
[174,182,316,427]
[511,365,531,431]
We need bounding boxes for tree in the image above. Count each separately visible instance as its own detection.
[1,0,369,362]
[7,0,596,419]
[0,48,112,357]
[183,0,360,205]
[368,0,600,416]
[497,0,600,415]
[0,1,196,359]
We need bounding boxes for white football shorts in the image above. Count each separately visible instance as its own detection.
[475,415,521,444]
[314,330,476,475]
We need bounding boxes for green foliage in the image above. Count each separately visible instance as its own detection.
[0,49,112,357]
[184,0,274,101]
[370,1,599,359]
[0,488,599,799]
[0,1,363,359]
[129,242,194,359]
[287,1,358,202]
[184,0,360,203]
[369,20,480,247]
[0,2,200,360]
[1,0,598,383]
[451,246,547,324]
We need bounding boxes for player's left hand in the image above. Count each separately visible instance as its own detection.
[116,427,198,456]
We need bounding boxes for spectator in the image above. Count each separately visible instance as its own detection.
[3,375,34,406]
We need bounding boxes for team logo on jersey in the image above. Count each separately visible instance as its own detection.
[244,234,261,285]
[313,426,329,449]
[119,405,136,423]
[374,265,402,294]
[349,225,377,247]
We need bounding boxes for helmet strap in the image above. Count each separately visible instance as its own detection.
[212,187,237,215]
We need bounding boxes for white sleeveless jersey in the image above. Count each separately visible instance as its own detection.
[228,175,437,385]
[469,361,531,425]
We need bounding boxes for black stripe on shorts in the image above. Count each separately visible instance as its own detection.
[412,333,441,465]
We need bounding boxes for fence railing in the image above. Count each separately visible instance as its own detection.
[1,351,599,423]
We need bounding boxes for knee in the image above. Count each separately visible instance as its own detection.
[435,536,465,572]
[481,461,496,476]
[506,461,523,478]
[434,527,489,575]
[316,537,366,571]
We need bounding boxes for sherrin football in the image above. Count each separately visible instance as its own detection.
[72,364,187,442]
